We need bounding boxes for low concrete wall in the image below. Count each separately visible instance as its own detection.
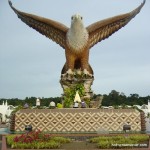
[11,109,142,133]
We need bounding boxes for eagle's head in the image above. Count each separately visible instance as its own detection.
[71,14,83,21]
[71,14,84,28]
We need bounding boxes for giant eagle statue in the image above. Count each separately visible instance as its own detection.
[9,0,145,76]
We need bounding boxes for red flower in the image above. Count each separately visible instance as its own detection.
[13,130,51,143]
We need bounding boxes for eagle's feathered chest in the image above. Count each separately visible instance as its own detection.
[66,23,89,53]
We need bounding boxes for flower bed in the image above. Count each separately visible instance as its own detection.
[6,130,71,149]
[89,135,149,149]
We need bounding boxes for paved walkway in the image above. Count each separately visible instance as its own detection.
[62,141,96,149]
[0,123,7,150]
[0,125,7,128]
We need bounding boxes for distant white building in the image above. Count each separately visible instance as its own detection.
[139,100,150,115]
[0,101,15,123]
[138,100,150,133]
[148,100,150,112]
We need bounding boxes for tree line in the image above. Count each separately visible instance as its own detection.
[0,90,149,107]
[0,97,61,107]
[100,90,150,106]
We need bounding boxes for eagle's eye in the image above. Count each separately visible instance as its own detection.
[81,17,83,20]
[71,16,73,20]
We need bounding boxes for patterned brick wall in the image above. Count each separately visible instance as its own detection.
[13,109,142,133]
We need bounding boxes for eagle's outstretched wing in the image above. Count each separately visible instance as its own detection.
[87,0,145,49]
[8,0,68,49]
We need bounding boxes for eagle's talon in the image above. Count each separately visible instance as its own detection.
[83,69,93,77]
[76,69,82,75]
[66,69,73,75]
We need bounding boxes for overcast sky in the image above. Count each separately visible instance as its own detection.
[0,0,150,99]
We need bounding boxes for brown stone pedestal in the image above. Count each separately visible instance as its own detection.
[60,74,94,100]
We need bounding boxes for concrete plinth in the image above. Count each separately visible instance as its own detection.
[10,109,144,133]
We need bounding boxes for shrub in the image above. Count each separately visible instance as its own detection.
[52,136,71,143]
[7,130,71,149]
[97,140,110,149]
[11,130,51,143]
[10,141,60,149]
[57,103,63,108]
[129,135,149,142]
[90,135,149,149]
[63,83,85,108]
